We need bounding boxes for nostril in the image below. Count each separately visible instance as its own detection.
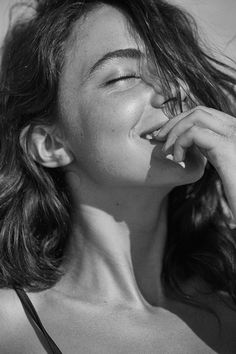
[159,97,178,108]
[150,93,166,108]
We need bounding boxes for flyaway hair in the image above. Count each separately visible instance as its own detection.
[0,0,236,308]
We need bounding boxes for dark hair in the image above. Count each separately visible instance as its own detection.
[0,0,236,307]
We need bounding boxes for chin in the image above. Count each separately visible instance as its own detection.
[172,147,207,186]
[145,146,207,187]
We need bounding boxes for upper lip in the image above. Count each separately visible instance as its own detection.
[139,122,167,137]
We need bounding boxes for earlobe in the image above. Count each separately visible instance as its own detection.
[20,125,74,168]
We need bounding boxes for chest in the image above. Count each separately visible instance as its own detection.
[4,305,226,354]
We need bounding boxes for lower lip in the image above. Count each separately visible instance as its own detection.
[142,138,167,157]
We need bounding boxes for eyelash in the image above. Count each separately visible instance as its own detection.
[103,76,190,106]
[160,96,188,107]
[105,74,140,85]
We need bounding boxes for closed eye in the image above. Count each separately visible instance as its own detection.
[105,74,141,85]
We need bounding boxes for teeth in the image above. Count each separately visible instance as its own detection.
[144,134,153,140]
[143,130,160,140]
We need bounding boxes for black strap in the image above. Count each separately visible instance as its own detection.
[14,287,63,354]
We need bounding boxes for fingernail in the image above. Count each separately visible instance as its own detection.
[166,154,174,161]
[152,129,161,137]
[156,129,166,137]
[166,154,186,168]
[178,161,186,169]
[152,129,166,141]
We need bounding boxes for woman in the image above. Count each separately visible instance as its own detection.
[0,0,236,353]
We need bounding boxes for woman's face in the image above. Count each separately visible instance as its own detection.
[58,4,205,188]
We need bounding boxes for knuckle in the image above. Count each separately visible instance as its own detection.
[231,124,236,134]
[168,130,179,141]
[191,124,200,134]
[176,134,187,145]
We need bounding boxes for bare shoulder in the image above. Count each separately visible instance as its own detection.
[0,288,31,352]
[0,288,23,333]
[0,288,21,324]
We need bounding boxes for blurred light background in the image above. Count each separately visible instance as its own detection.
[0,0,236,60]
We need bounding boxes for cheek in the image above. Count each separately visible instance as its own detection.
[78,93,145,146]
[68,96,148,183]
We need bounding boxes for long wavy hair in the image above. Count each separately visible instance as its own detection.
[0,0,236,306]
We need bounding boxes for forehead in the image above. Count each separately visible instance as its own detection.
[62,5,143,81]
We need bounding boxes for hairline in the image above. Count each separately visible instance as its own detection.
[61,2,145,74]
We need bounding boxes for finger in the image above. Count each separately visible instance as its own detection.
[172,126,220,162]
[156,106,236,139]
[156,109,193,139]
[161,109,233,153]
[198,106,236,123]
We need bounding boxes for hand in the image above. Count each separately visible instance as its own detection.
[154,106,236,219]
[155,106,236,170]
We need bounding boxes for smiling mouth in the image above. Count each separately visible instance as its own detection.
[140,130,164,144]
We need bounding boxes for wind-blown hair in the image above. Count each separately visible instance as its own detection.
[0,0,236,305]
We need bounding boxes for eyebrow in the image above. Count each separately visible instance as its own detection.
[87,48,143,78]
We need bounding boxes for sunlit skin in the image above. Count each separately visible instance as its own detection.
[58,7,205,190]
[54,4,207,304]
[155,106,236,217]
[1,4,236,354]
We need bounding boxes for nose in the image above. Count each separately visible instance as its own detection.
[150,79,190,109]
[150,88,166,108]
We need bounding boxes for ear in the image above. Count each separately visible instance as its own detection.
[20,125,74,168]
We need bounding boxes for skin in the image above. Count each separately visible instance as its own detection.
[0,4,236,354]
[155,106,236,218]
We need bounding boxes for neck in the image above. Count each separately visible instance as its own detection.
[55,174,170,309]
